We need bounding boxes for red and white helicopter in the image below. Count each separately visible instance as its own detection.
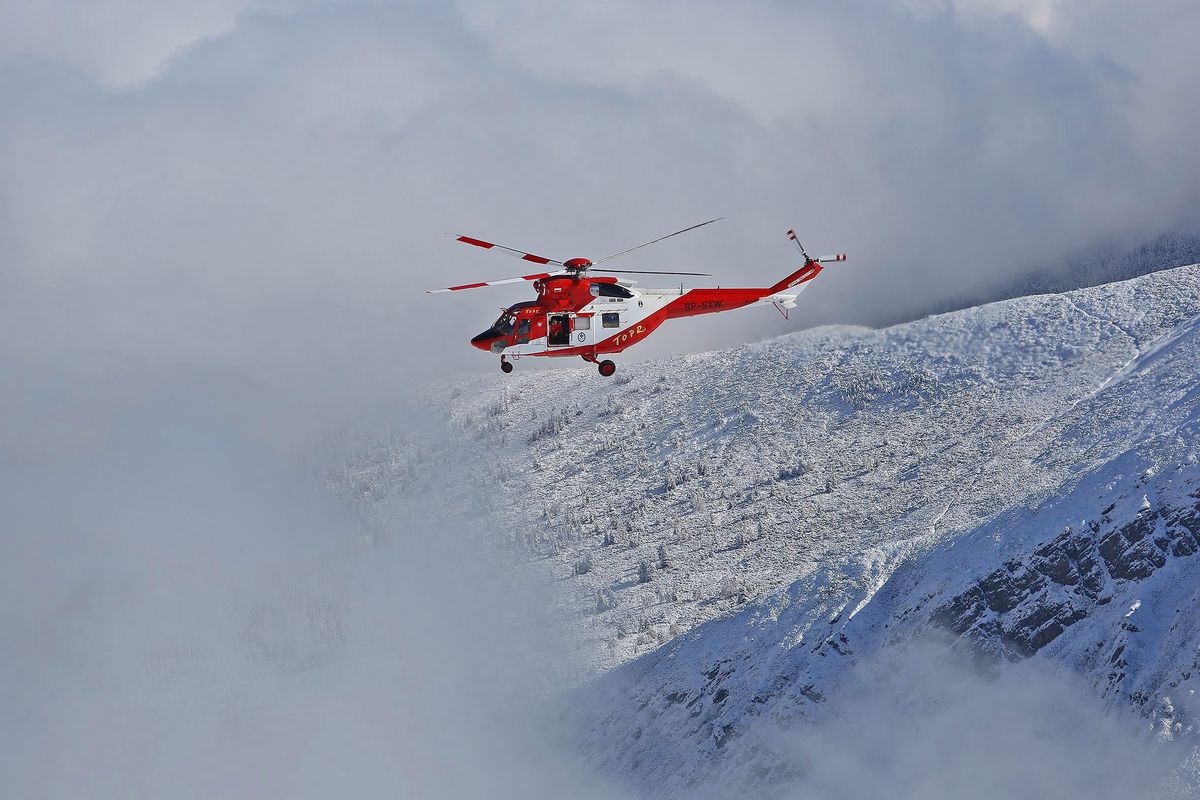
[429,219,845,376]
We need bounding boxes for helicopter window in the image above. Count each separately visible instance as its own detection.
[602,312,620,329]
[515,319,530,344]
[491,312,516,335]
[572,316,591,331]
[590,283,634,299]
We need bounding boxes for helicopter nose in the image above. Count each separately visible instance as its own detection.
[472,330,509,352]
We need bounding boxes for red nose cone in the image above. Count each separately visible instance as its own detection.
[471,330,502,351]
[564,257,592,269]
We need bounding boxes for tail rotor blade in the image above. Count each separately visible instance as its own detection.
[788,229,846,264]
[786,229,810,260]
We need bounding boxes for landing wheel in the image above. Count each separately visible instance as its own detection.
[598,360,617,377]
[500,360,513,374]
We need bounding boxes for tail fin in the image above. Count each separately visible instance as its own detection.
[770,261,823,293]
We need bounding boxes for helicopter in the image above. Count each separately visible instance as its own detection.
[428,219,845,376]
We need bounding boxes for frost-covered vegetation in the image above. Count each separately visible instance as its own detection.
[407,265,1199,676]
[332,263,1200,797]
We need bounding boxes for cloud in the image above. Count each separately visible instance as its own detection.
[2,2,1198,438]
[0,393,625,799]
[698,639,1190,800]
[2,6,1199,795]
[0,0,286,89]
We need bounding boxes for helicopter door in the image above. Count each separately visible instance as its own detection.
[515,318,531,344]
[571,314,592,346]
[547,314,570,346]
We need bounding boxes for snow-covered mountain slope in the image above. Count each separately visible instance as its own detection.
[336,263,1200,795]
[429,263,1200,674]
[538,264,1200,795]
[567,419,1200,795]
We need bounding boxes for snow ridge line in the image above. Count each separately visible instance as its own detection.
[1058,294,1141,397]
[926,297,1193,541]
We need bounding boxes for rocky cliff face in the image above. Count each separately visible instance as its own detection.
[931,484,1200,664]
[561,443,1200,797]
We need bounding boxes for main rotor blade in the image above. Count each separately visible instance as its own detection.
[595,217,724,264]
[427,271,559,293]
[447,233,565,266]
[597,269,713,276]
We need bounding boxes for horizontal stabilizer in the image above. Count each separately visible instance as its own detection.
[764,292,799,309]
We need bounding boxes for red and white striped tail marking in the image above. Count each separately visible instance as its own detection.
[449,233,564,266]
[815,254,847,263]
[784,263,821,289]
[427,272,554,293]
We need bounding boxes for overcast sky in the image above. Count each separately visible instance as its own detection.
[3,0,1200,446]
[3,4,1199,796]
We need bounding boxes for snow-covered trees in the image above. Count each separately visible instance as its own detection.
[595,588,618,612]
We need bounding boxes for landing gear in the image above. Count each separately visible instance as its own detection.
[500,357,513,374]
[580,352,617,377]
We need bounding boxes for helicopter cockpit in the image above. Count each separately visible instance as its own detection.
[471,301,540,350]
[491,310,516,336]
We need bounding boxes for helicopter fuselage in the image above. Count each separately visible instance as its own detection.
[470,272,812,362]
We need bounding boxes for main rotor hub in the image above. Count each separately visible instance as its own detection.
[563,257,593,271]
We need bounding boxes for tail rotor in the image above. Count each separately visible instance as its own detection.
[787,229,846,264]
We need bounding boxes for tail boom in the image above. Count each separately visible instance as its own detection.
[662,288,767,319]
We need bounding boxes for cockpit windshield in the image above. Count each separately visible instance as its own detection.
[493,302,538,336]
[492,312,516,336]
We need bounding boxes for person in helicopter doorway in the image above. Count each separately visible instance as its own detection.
[548,315,569,346]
